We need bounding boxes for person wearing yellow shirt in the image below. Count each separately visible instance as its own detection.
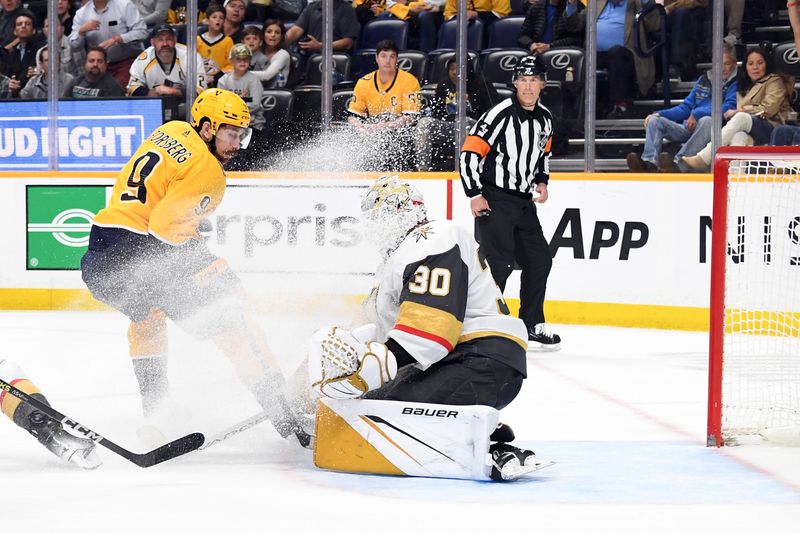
[347,39,422,170]
[353,0,440,51]
[81,89,308,445]
[443,0,510,24]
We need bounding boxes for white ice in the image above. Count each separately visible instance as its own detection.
[1,310,799,532]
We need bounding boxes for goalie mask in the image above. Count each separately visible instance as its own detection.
[360,176,427,256]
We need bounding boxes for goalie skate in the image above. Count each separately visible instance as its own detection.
[489,443,554,481]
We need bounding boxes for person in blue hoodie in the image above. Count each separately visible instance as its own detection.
[627,42,738,173]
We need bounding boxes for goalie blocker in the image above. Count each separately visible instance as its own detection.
[314,398,552,481]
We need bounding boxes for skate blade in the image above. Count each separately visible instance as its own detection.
[526,343,561,353]
[501,459,555,480]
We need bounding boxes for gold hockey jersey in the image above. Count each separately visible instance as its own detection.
[348,68,422,120]
[92,120,225,245]
[197,33,234,78]
[365,219,528,372]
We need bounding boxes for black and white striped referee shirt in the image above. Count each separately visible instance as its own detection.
[459,97,553,198]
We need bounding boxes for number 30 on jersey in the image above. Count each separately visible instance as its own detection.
[409,266,451,296]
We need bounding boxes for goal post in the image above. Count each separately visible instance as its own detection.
[708,146,800,447]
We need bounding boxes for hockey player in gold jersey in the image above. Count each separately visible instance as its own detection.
[82,88,306,444]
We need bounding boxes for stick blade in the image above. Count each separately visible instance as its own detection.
[133,432,206,468]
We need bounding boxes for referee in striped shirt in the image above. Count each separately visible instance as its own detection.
[459,55,561,351]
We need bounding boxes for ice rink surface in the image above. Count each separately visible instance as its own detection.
[2,310,799,532]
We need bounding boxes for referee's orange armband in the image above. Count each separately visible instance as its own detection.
[461,135,491,157]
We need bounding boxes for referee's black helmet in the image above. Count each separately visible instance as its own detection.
[513,55,548,81]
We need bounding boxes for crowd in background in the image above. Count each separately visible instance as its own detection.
[0,0,798,171]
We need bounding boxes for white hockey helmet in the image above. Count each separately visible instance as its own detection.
[360,175,427,255]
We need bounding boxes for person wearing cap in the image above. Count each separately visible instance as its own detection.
[68,0,149,88]
[459,55,561,352]
[127,23,206,98]
[198,2,234,86]
[218,43,265,134]
[223,0,247,43]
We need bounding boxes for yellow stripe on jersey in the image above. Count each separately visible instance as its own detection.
[0,379,40,419]
[394,301,463,350]
[92,120,226,245]
[348,69,421,119]
[457,331,528,351]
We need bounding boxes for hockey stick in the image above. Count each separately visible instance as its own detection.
[0,377,205,468]
[198,411,270,451]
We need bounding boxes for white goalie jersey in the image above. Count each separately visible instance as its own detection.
[364,219,528,372]
[127,44,207,96]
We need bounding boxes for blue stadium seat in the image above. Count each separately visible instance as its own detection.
[510,0,527,16]
[482,49,529,87]
[397,50,428,84]
[359,18,409,51]
[304,53,352,86]
[486,16,525,50]
[437,19,484,51]
[261,90,294,123]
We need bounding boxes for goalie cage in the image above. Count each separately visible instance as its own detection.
[708,146,800,446]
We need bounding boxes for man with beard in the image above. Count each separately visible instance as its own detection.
[65,46,125,98]
[127,23,205,98]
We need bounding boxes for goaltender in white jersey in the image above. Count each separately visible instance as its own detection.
[308,176,548,481]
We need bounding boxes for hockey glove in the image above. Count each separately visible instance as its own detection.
[309,326,397,399]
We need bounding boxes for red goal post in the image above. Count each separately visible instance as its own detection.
[708,146,800,446]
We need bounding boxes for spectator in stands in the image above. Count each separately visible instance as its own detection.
[627,42,737,173]
[347,39,422,171]
[19,45,74,99]
[517,0,583,55]
[127,23,206,97]
[166,0,212,25]
[44,15,79,78]
[251,19,291,88]
[69,0,148,89]
[772,0,800,146]
[248,0,304,23]
[218,43,265,168]
[223,0,247,43]
[683,46,792,170]
[131,0,171,29]
[565,0,663,119]
[0,69,17,97]
[57,0,75,37]
[665,0,707,81]
[242,25,267,70]
[353,0,440,53]
[218,43,265,132]
[722,0,745,46]
[285,0,360,69]
[0,0,24,48]
[443,0,511,27]
[64,46,126,98]
[198,2,234,86]
[417,56,497,170]
[0,10,46,91]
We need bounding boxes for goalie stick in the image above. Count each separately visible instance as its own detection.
[0,377,205,468]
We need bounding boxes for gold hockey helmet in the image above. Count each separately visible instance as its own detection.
[191,88,252,147]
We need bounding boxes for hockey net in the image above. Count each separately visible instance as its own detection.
[708,147,800,446]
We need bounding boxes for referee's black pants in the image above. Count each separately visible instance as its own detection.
[474,184,552,332]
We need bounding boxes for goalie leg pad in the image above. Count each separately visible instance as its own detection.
[314,397,499,480]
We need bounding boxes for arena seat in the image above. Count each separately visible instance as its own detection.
[482,49,529,87]
[437,19,484,50]
[359,18,409,51]
[332,89,355,122]
[773,41,800,77]
[398,50,428,83]
[425,50,479,86]
[486,16,526,50]
[261,89,294,124]
[304,53,352,86]
[291,86,321,123]
[539,47,584,83]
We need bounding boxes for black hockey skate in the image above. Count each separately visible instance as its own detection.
[527,323,561,352]
[27,410,102,469]
[489,443,553,481]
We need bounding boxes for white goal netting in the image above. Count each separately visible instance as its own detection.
[718,158,800,444]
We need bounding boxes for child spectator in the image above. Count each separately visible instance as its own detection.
[251,19,290,88]
[218,43,265,133]
[198,2,234,86]
[242,25,267,71]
